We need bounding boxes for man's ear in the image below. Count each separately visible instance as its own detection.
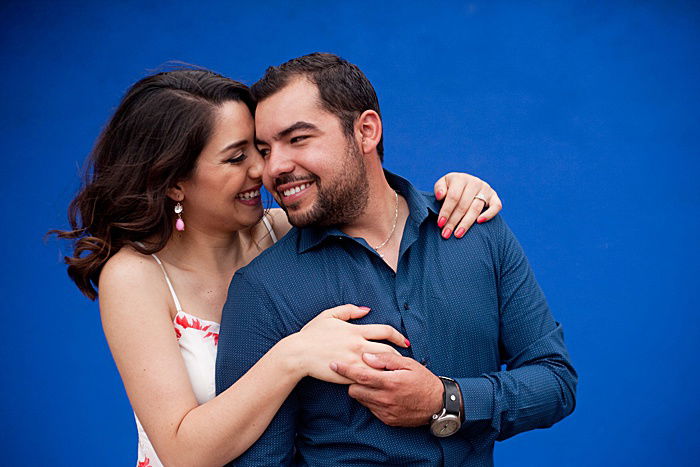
[166,184,185,202]
[356,110,382,155]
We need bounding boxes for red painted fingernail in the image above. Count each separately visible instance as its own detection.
[436,190,444,199]
[454,227,465,238]
[405,338,411,347]
[437,216,447,228]
[358,306,371,311]
[477,216,487,224]
[442,228,452,239]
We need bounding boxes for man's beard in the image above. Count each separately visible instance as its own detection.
[284,140,370,228]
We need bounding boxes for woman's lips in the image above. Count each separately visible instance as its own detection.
[235,187,262,206]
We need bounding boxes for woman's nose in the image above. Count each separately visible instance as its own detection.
[248,152,264,180]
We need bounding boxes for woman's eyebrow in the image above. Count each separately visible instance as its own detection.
[218,139,248,154]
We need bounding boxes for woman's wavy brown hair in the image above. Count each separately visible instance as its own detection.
[51,68,255,300]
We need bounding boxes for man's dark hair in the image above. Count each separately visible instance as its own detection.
[251,52,384,161]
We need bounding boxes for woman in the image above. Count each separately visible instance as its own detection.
[53,68,502,466]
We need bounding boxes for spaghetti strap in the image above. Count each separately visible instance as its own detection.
[131,243,218,465]
[134,241,183,312]
[262,215,278,243]
[150,253,184,313]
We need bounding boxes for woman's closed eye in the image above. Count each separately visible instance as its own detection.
[225,153,247,164]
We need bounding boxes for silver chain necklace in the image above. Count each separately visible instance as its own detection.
[373,190,398,258]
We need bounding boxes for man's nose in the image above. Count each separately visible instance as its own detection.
[265,148,295,179]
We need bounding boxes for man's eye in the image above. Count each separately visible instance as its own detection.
[226,153,247,164]
[258,148,270,158]
[290,135,309,144]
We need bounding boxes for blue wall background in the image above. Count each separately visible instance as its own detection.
[2,1,698,465]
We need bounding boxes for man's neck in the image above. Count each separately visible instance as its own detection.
[340,170,409,263]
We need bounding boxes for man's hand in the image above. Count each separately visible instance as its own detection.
[330,352,444,427]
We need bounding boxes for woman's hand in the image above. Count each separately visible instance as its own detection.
[285,305,409,384]
[434,172,503,239]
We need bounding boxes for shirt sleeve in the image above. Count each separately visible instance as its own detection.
[454,216,577,449]
[215,271,298,466]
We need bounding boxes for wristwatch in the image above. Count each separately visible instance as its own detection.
[430,376,462,437]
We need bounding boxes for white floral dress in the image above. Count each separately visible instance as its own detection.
[133,218,278,466]
[134,254,220,467]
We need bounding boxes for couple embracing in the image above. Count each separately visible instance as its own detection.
[56,53,576,466]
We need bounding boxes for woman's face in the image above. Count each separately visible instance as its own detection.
[178,100,264,234]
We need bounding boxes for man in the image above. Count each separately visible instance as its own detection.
[216,53,577,466]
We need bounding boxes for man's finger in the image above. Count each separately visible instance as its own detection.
[348,383,385,404]
[362,352,409,371]
[330,361,387,388]
[359,400,386,414]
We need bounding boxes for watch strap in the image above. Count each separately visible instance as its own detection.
[439,376,462,421]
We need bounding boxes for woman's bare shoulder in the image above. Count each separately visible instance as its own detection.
[98,246,169,316]
[100,246,159,285]
[267,208,293,239]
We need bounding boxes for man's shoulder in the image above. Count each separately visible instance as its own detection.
[430,213,511,270]
[237,226,302,280]
[234,225,335,290]
[464,213,509,247]
[224,229,307,324]
[227,226,343,331]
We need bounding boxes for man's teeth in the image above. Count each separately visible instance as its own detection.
[237,189,260,200]
[282,183,311,197]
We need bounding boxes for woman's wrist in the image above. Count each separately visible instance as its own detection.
[272,333,308,381]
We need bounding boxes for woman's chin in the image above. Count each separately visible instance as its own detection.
[236,209,265,229]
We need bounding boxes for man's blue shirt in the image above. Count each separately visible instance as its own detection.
[216,172,576,466]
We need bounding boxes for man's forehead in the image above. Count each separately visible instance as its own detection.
[255,78,330,135]
[258,77,318,113]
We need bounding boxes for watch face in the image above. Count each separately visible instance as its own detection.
[431,415,460,437]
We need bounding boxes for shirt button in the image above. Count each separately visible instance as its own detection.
[403,302,410,310]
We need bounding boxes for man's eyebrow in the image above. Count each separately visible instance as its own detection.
[218,139,248,154]
[255,121,319,147]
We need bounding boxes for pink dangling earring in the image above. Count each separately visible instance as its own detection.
[174,202,185,231]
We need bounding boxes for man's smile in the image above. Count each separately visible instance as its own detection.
[275,180,315,204]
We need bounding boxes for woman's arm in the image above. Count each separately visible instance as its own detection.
[99,251,406,467]
[266,173,502,242]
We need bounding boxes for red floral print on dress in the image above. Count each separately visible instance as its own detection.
[174,313,219,345]
[175,314,211,332]
[137,458,151,467]
[204,331,219,345]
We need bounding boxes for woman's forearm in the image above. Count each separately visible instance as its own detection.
[154,335,305,466]
[142,303,404,466]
